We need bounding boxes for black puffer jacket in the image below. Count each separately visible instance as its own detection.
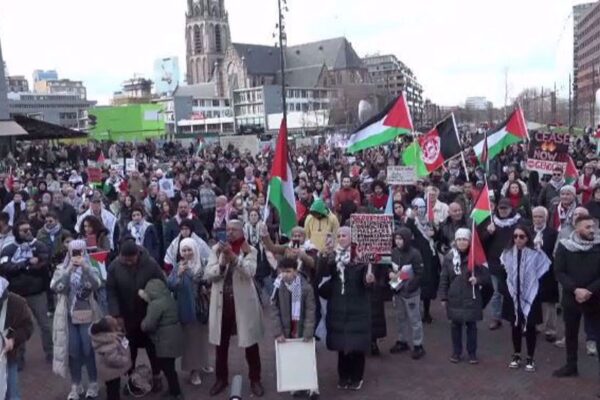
[319,255,371,353]
[439,250,490,323]
[0,240,50,297]
[480,213,526,276]
[390,227,423,298]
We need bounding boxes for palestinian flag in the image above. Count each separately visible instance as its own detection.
[468,221,487,271]
[89,251,109,281]
[346,93,413,154]
[473,107,528,161]
[402,114,462,174]
[97,151,106,164]
[565,155,578,185]
[470,181,492,226]
[266,118,297,236]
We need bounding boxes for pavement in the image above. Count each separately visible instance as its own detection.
[20,302,600,400]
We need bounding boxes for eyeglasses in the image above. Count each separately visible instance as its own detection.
[513,234,527,240]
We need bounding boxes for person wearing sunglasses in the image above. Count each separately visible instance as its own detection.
[538,166,566,210]
[499,225,551,373]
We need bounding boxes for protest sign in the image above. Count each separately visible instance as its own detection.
[220,135,259,155]
[526,131,569,174]
[125,158,137,173]
[387,165,417,185]
[350,214,393,263]
[159,177,175,198]
[275,339,318,393]
[86,167,103,184]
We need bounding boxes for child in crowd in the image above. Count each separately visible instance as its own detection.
[139,279,184,399]
[271,257,318,399]
[90,316,132,400]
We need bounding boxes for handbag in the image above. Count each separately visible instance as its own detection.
[71,298,93,325]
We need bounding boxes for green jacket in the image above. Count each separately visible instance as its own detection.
[140,279,183,358]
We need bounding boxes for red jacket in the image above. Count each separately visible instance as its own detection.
[334,188,361,212]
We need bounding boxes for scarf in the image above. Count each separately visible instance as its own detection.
[493,213,521,228]
[560,230,600,252]
[533,224,546,250]
[508,192,521,209]
[44,223,62,240]
[415,217,436,253]
[451,248,462,275]
[549,178,565,192]
[214,206,230,229]
[500,247,550,328]
[284,275,302,321]
[11,239,36,264]
[553,202,576,231]
[244,223,261,248]
[128,220,151,246]
[335,245,351,295]
[230,237,245,256]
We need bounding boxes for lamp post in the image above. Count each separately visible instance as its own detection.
[277,0,288,135]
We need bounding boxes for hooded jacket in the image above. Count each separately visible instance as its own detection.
[140,279,184,358]
[390,227,424,298]
[304,198,340,252]
[90,329,132,382]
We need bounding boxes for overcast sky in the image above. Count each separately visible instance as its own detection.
[0,0,588,106]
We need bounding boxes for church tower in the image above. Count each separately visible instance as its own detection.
[185,0,230,87]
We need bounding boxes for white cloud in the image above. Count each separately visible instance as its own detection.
[0,0,590,106]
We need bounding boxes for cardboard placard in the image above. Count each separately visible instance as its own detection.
[387,165,417,185]
[350,214,393,263]
[86,167,103,184]
[526,131,569,174]
[275,339,319,393]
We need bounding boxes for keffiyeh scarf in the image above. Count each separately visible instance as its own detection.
[335,245,351,295]
[533,224,546,250]
[560,230,600,252]
[451,248,462,275]
[500,247,550,328]
[493,213,521,228]
[128,220,151,246]
[11,239,36,264]
[284,275,302,321]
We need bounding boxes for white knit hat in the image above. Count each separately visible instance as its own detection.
[560,185,576,196]
[455,228,471,241]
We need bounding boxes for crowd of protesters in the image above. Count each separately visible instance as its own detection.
[0,132,598,399]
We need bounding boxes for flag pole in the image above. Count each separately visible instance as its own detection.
[451,113,469,179]
[471,220,476,300]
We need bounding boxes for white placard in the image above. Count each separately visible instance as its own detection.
[387,165,417,185]
[125,158,136,173]
[220,135,259,155]
[159,178,175,198]
[275,338,319,393]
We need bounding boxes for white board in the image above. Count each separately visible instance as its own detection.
[275,338,319,393]
[387,165,417,185]
[220,135,259,155]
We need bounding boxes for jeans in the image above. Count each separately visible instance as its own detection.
[563,306,600,367]
[540,302,558,335]
[490,275,503,321]
[585,315,598,342]
[451,321,477,357]
[337,352,365,383]
[19,292,52,363]
[256,276,274,305]
[6,360,20,400]
[394,292,423,346]
[68,322,97,384]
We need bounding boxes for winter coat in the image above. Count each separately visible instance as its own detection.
[205,245,264,348]
[51,263,103,378]
[554,242,600,315]
[140,279,184,359]
[3,292,34,363]
[271,275,316,340]
[36,227,71,264]
[52,203,77,233]
[90,330,132,382]
[318,256,371,353]
[0,240,50,297]
[166,264,204,325]
[436,217,469,254]
[390,246,423,298]
[406,219,440,300]
[439,251,490,323]
[538,184,560,210]
[535,227,559,303]
[106,249,165,335]
[369,263,389,340]
[480,216,522,276]
[163,217,209,247]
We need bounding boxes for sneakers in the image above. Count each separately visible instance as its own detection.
[201,366,214,374]
[390,341,409,354]
[524,357,536,373]
[337,379,350,390]
[67,384,84,400]
[449,354,461,363]
[347,380,363,391]
[85,382,99,399]
[587,340,598,356]
[468,355,479,365]
[509,354,521,369]
[553,364,579,378]
[411,345,426,360]
[554,338,566,348]
[190,371,202,386]
[544,333,557,343]
[489,320,502,331]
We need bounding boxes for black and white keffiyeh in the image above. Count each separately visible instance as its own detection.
[284,275,302,321]
[335,245,351,295]
[493,213,521,228]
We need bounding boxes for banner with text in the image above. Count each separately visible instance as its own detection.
[387,166,417,185]
[526,132,569,174]
[350,214,393,263]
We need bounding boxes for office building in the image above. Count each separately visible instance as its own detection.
[6,75,29,93]
[33,69,58,83]
[34,78,86,99]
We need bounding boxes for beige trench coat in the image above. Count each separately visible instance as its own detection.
[205,245,264,348]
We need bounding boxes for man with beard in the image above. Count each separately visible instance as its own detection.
[538,166,566,210]
[437,202,469,254]
[333,176,361,226]
[296,187,314,227]
[51,191,77,234]
[0,219,52,368]
[481,198,523,330]
[2,193,25,227]
[553,215,600,399]
[162,199,209,246]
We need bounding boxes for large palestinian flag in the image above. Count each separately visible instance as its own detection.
[346,93,413,154]
[266,118,297,236]
[402,114,462,174]
[473,107,528,161]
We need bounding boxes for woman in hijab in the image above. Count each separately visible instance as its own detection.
[50,240,103,400]
[500,225,550,373]
[167,238,212,386]
[318,226,375,391]
[406,197,440,323]
[164,219,211,274]
[440,228,490,364]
